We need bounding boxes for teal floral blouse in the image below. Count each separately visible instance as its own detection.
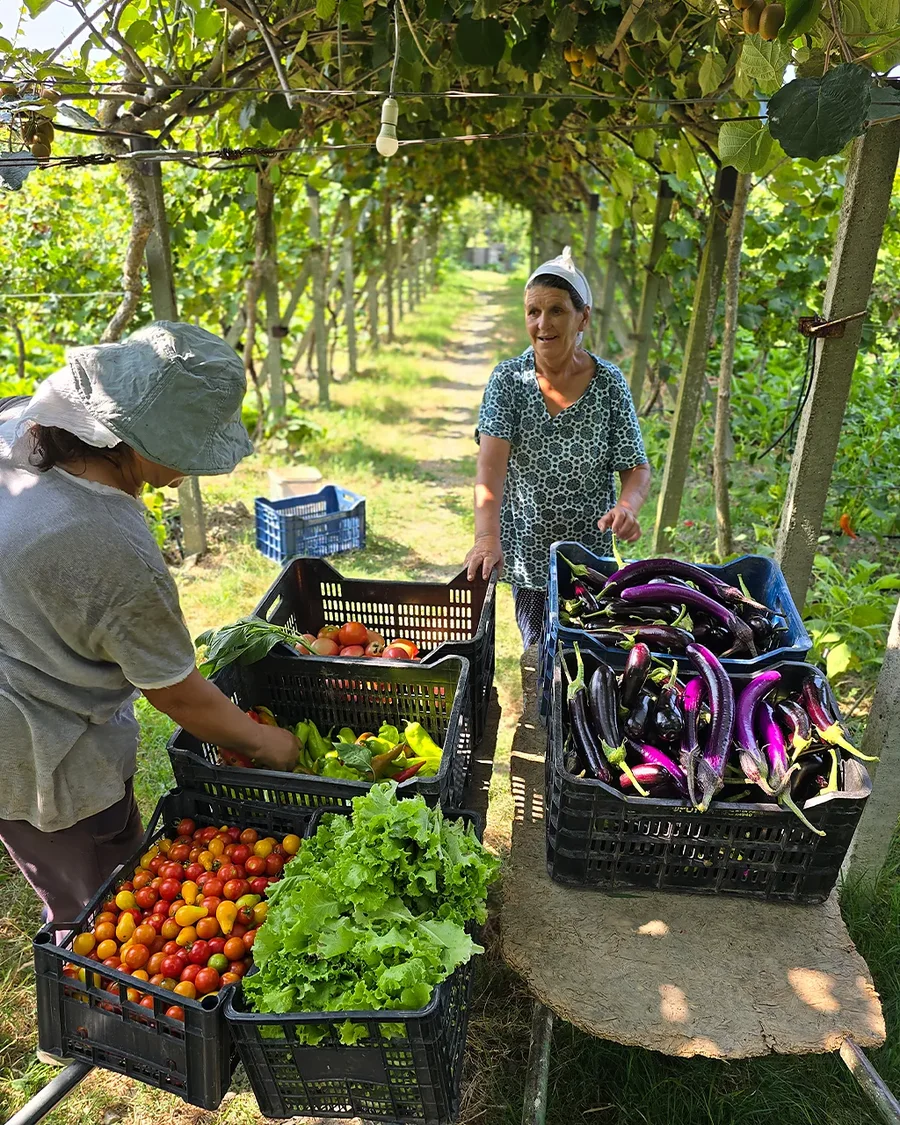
[476,348,647,590]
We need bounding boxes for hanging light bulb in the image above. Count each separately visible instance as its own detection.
[463,127,475,146]
[376,96,399,158]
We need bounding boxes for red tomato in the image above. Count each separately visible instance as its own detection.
[148,952,166,975]
[340,645,365,657]
[231,923,247,939]
[165,1005,185,1022]
[123,944,150,970]
[311,637,340,656]
[366,630,386,647]
[294,633,317,654]
[140,995,156,1010]
[180,963,201,984]
[120,880,135,892]
[207,937,226,956]
[223,879,249,901]
[168,844,191,863]
[390,638,419,658]
[133,924,156,947]
[160,955,184,979]
[203,878,224,898]
[176,819,196,838]
[220,972,242,986]
[161,918,180,940]
[158,879,181,902]
[148,856,164,875]
[338,621,369,647]
[198,826,219,843]
[382,645,411,661]
[168,899,187,917]
[229,845,251,866]
[236,907,254,927]
[145,915,164,934]
[265,855,284,877]
[317,625,342,643]
[227,960,247,977]
[239,828,259,846]
[217,865,240,884]
[200,897,222,914]
[245,855,266,876]
[223,937,246,961]
[242,929,257,952]
[132,870,152,890]
[184,863,204,882]
[187,940,211,966]
[160,862,184,881]
[365,640,385,657]
[226,827,241,842]
[248,877,269,896]
[135,887,158,910]
[162,941,180,955]
[150,935,166,954]
[194,967,220,995]
[195,917,220,940]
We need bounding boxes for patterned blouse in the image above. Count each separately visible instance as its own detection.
[476,348,647,590]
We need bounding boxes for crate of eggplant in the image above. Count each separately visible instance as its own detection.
[539,542,812,720]
[545,641,873,903]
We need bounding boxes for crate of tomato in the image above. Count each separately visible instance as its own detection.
[168,643,471,811]
[252,556,497,744]
[33,787,313,1109]
[538,541,812,721]
[545,642,872,904]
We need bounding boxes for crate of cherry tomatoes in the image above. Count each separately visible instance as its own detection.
[33,787,312,1110]
[252,555,497,743]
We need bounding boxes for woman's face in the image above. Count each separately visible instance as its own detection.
[525,284,589,364]
[136,454,186,490]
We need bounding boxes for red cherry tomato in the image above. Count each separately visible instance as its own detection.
[226,827,242,842]
[123,944,150,970]
[180,963,201,984]
[160,955,184,979]
[217,865,240,884]
[184,863,204,882]
[265,855,284,877]
[165,1005,185,1021]
[245,856,266,877]
[207,937,226,956]
[239,828,258,846]
[187,940,211,966]
[168,844,191,863]
[158,879,181,902]
[203,878,224,898]
[223,879,249,901]
[135,887,158,910]
[242,929,257,952]
[227,960,248,977]
[223,937,246,961]
[194,967,220,995]
[140,995,156,1010]
[176,819,196,838]
[337,621,369,647]
[248,877,269,896]
[229,845,251,866]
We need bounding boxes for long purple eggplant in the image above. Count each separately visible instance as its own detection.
[620,643,651,708]
[601,623,694,652]
[680,677,705,807]
[801,674,878,762]
[776,699,814,756]
[586,600,681,625]
[562,644,612,784]
[685,643,735,812]
[620,584,757,656]
[619,763,676,796]
[628,740,690,797]
[588,660,649,795]
[603,557,771,615]
[559,552,608,590]
[755,700,796,795]
[733,669,781,796]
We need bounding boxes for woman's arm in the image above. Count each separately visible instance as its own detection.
[144,670,299,771]
[465,435,511,581]
[598,462,652,543]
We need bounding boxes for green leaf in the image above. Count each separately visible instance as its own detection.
[768,63,872,161]
[317,0,336,17]
[874,574,900,590]
[550,5,578,42]
[629,8,657,41]
[339,741,374,775]
[848,604,888,627]
[796,48,826,78]
[859,0,899,31]
[456,15,506,67]
[266,93,300,131]
[868,86,900,123]
[698,52,727,96]
[633,129,655,160]
[23,0,54,15]
[194,7,223,38]
[611,166,633,199]
[0,36,14,51]
[718,119,773,173]
[340,0,364,29]
[738,36,792,95]
[780,0,821,38]
[826,641,854,678]
[124,18,156,47]
[674,137,695,181]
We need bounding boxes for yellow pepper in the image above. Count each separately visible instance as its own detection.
[181,881,199,905]
[174,905,208,928]
[216,901,238,935]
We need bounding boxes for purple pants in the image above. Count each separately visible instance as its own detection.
[0,780,144,926]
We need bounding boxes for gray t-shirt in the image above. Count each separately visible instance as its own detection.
[0,407,196,831]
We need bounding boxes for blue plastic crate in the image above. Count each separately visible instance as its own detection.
[255,485,365,563]
[538,542,812,721]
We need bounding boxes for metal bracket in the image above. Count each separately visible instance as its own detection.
[798,311,867,339]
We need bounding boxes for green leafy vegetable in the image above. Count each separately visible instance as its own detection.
[245,784,500,1042]
[195,617,312,677]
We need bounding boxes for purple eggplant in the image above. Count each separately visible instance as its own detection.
[619,763,677,797]
[776,699,814,756]
[574,582,600,615]
[653,676,684,743]
[680,677,705,807]
[685,643,735,812]
[801,674,878,762]
[755,700,796,795]
[628,740,690,797]
[624,689,655,741]
[603,557,771,615]
[588,660,649,794]
[563,644,612,784]
[733,670,782,796]
[606,624,695,652]
[620,584,758,657]
[559,552,608,591]
[587,600,681,625]
[620,643,651,708]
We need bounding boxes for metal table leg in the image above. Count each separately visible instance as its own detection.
[4,1063,92,1125]
[521,1001,554,1125]
[840,1039,900,1124]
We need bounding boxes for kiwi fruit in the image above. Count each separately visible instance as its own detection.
[34,119,54,142]
[570,59,583,77]
[582,44,598,67]
[30,141,51,159]
[742,0,765,33]
[759,2,785,39]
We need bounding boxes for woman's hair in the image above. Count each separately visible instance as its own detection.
[525,273,586,312]
[29,424,133,473]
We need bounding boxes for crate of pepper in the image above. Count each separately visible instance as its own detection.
[252,556,497,744]
[545,640,873,903]
[168,641,471,811]
[225,784,499,1124]
[33,787,313,1109]
[539,542,812,721]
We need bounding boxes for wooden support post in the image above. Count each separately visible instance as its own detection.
[596,224,624,350]
[257,171,284,418]
[384,197,395,343]
[307,184,329,406]
[529,211,538,273]
[628,179,674,410]
[713,172,751,560]
[136,145,206,557]
[583,193,599,298]
[845,596,900,880]
[396,217,405,323]
[775,121,900,607]
[652,166,739,555]
[340,204,357,379]
[367,269,379,352]
[521,1001,553,1125]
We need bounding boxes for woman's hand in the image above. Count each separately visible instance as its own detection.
[466,535,504,582]
[253,726,301,772]
[598,502,642,544]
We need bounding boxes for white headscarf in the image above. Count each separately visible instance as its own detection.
[525,246,592,346]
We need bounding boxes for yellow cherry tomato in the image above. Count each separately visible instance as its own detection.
[198,850,215,872]
[175,926,198,947]
[115,890,137,911]
[174,905,208,928]
[116,914,136,942]
[158,837,172,854]
[96,939,118,961]
[131,969,150,981]
[181,881,199,905]
[253,839,274,859]
[252,902,268,925]
[208,837,225,857]
[216,902,238,935]
[281,834,301,856]
[73,932,96,957]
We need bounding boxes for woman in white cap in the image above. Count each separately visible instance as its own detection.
[0,321,298,928]
[465,248,652,648]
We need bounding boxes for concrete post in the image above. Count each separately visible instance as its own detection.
[652,166,738,555]
[384,197,395,343]
[846,596,900,880]
[583,194,599,298]
[596,225,624,350]
[775,120,900,608]
[340,205,357,379]
[367,269,379,352]
[396,217,405,322]
[628,179,674,410]
[307,184,329,406]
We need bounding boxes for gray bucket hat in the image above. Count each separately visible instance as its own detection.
[62,321,253,475]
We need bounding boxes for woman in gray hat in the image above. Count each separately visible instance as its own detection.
[0,321,298,927]
[465,248,652,649]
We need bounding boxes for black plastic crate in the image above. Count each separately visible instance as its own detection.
[33,788,313,1109]
[224,805,481,1123]
[545,649,871,904]
[539,542,813,722]
[168,651,471,811]
[253,557,497,744]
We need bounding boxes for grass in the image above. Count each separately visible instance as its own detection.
[0,267,897,1124]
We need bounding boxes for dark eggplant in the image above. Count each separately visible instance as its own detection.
[574,582,600,615]
[620,643,651,708]
[586,599,681,625]
[801,674,878,761]
[755,699,796,795]
[790,749,830,802]
[608,624,694,652]
[559,552,608,590]
[588,658,649,794]
[620,584,758,657]
[653,677,684,743]
[563,644,612,783]
[776,699,813,756]
[624,689,655,741]
[619,763,677,797]
[685,643,735,812]
[733,669,781,796]
[628,740,690,797]
[603,557,771,615]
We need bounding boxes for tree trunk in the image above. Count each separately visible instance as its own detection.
[307,184,330,406]
[242,257,266,437]
[384,197,395,343]
[628,179,674,410]
[713,172,751,562]
[255,170,284,419]
[367,269,379,351]
[651,166,739,555]
[596,225,624,350]
[102,162,152,343]
[776,120,900,608]
[583,194,600,301]
[281,260,312,328]
[11,317,25,380]
[396,216,405,323]
[341,203,357,378]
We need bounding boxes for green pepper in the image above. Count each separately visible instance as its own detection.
[403,722,442,777]
[371,745,404,778]
[322,756,361,780]
[306,720,332,760]
[378,723,400,746]
[336,727,356,745]
[294,720,309,749]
